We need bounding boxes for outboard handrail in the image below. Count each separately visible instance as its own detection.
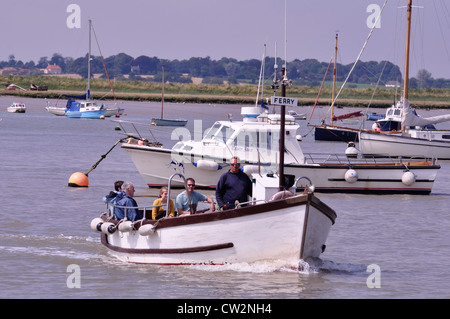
[167,173,191,217]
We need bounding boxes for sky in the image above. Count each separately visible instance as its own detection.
[2,0,450,79]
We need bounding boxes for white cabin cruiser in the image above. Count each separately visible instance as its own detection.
[7,102,26,113]
[117,105,440,195]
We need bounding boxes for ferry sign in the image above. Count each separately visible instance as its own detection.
[270,96,298,106]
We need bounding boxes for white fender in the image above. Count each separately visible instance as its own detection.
[195,159,219,171]
[139,224,156,236]
[101,222,116,234]
[118,220,134,232]
[402,171,416,186]
[345,169,358,183]
[242,165,259,178]
[345,146,358,158]
[90,217,104,232]
[269,190,295,201]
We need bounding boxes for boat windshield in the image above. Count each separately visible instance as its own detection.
[204,123,235,144]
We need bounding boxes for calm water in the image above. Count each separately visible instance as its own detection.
[1,96,449,299]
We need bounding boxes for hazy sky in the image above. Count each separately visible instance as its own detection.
[2,0,449,78]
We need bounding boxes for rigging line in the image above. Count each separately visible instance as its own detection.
[91,22,117,101]
[433,0,450,64]
[307,58,332,124]
[328,0,388,114]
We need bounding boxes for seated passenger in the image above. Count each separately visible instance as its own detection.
[114,181,142,221]
[176,178,215,215]
[152,187,175,220]
[103,180,124,216]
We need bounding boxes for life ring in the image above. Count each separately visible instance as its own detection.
[269,190,295,201]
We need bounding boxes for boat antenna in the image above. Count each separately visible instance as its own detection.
[87,19,91,101]
[272,42,280,93]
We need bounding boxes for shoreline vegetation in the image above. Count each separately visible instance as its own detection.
[1,75,450,109]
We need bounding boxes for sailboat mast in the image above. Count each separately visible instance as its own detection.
[87,19,91,101]
[279,66,286,191]
[403,0,412,100]
[331,33,338,125]
[161,65,164,119]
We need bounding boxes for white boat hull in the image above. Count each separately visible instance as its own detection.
[45,106,66,116]
[121,143,439,194]
[359,131,450,160]
[98,193,336,265]
[46,106,123,117]
[151,118,187,126]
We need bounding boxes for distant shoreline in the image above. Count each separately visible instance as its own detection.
[2,88,450,109]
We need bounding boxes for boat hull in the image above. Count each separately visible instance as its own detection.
[314,126,359,142]
[359,131,450,160]
[45,107,66,116]
[151,118,187,126]
[99,194,336,265]
[7,108,26,113]
[66,110,106,119]
[46,107,122,117]
[121,144,439,194]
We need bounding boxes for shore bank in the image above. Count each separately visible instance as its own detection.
[2,78,450,108]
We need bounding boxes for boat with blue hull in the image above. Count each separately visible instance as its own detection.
[65,100,106,118]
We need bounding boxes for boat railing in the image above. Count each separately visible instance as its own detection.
[303,152,435,166]
[235,199,266,208]
[106,202,162,220]
[112,119,161,145]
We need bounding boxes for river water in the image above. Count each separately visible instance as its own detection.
[1,96,449,300]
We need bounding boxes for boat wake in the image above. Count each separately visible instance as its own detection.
[0,232,104,263]
[184,258,367,275]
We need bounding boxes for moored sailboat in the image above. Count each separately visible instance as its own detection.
[359,0,450,159]
[151,65,187,127]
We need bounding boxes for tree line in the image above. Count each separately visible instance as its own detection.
[2,53,450,88]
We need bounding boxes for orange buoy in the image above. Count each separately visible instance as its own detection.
[68,172,89,187]
[100,115,105,119]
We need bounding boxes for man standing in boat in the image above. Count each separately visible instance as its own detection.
[114,181,142,221]
[216,157,252,210]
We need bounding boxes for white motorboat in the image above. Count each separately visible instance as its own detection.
[93,56,336,265]
[359,0,450,159]
[287,110,306,120]
[7,102,26,113]
[116,104,440,195]
[91,172,336,265]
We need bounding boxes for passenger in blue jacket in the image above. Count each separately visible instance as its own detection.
[114,181,142,221]
[216,157,252,210]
